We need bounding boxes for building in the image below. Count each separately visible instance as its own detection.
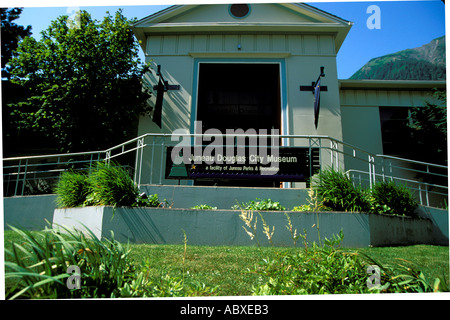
[3,3,447,243]
[131,3,445,200]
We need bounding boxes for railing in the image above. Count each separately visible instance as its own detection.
[3,133,448,208]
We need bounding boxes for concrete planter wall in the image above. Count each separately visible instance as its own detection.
[52,206,446,248]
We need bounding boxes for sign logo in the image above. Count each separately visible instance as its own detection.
[366,5,381,30]
[66,265,81,290]
[366,265,381,289]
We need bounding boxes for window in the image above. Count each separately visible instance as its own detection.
[379,107,414,158]
[229,4,251,19]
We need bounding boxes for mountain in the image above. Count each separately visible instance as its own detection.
[349,36,446,80]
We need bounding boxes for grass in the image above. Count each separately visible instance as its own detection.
[4,230,449,297]
[357,245,450,282]
[125,244,279,296]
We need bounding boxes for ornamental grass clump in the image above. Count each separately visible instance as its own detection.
[55,161,165,208]
[312,168,371,212]
[85,161,139,207]
[55,171,90,208]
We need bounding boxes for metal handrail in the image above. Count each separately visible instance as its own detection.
[3,150,106,162]
[3,133,448,208]
[376,154,448,170]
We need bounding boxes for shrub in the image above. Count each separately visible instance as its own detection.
[312,168,371,212]
[84,161,139,207]
[55,171,90,208]
[233,198,286,211]
[370,180,419,217]
[134,193,166,208]
[54,163,165,208]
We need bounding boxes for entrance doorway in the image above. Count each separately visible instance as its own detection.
[196,63,281,133]
[195,62,282,187]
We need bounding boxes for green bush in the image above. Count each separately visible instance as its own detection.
[233,198,286,211]
[54,162,166,208]
[312,168,371,212]
[134,193,166,208]
[85,161,139,207]
[55,171,90,208]
[370,180,419,217]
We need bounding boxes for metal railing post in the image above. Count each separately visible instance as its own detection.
[14,160,22,196]
[20,159,29,196]
[159,137,165,185]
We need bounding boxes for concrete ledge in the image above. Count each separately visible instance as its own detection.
[52,206,446,247]
[4,194,57,230]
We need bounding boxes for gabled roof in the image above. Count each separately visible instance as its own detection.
[133,3,352,53]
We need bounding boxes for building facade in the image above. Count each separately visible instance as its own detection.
[132,3,446,192]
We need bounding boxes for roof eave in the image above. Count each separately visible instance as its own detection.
[339,79,447,90]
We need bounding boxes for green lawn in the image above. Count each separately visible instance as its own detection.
[125,243,449,296]
[4,230,449,297]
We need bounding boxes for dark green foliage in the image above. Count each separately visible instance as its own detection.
[312,168,371,212]
[352,59,446,81]
[350,36,445,81]
[408,90,447,165]
[7,9,151,152]
[1,8,32,80]
[55,171,89,208]
[371,180,418,217]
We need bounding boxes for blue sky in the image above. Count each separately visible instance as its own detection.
[10,0,447,79]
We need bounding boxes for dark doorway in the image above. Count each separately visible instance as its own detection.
[197,63,281,133]
[195,63,282,187]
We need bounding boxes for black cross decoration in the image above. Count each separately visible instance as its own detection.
[152,65,180,128]
[300,66,327,129]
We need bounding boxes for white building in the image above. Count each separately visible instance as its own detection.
[130,3,445,203]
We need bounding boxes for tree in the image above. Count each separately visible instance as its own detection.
[1,7,32,80]
[408,89,447,165]
[7,9,151,153]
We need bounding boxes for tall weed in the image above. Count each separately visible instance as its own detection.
[241,211,448,295]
